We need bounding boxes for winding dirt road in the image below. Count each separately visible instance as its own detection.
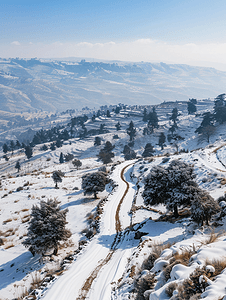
[41,161,136,300]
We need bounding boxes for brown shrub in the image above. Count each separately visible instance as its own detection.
[163,260,181,282]
[173,247,196,266]
[176,267,209,299]
[30,271,42,290]
[142,253,158,270]
[205,258,226,277]
[134,273,156,300]
[165,282,178,297]
[201,230,225,245]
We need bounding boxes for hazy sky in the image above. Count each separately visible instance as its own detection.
[1,0,226,70]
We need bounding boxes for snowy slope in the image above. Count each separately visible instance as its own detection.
[1,100,226,300]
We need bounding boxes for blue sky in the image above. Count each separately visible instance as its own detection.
[1,0,226,69]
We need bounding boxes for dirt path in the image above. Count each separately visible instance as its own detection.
[76,163,134,300]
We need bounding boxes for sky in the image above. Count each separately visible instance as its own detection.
[1,0,226,70]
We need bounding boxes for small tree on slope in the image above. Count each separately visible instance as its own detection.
[23,199,71,256]
[82,171,109,198]
[52,170,64,188]
[190,190,220,225]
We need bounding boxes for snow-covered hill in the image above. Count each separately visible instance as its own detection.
[1,100,226,300]
[0,58,226,114]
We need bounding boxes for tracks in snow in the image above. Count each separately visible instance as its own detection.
[42,161,136,300]
[76,163,133,300]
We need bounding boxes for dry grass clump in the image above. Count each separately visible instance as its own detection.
[205,258,226,277]
[5,243,15,249]
[165,281,178,297]
[141,241,172,272]
[3,218,12,224]
[173,247,196,266]
[163,247,197,282]
[30,271,42,290]
[16,287,30,300]
[134,273,156,300]
[201,230,225,245]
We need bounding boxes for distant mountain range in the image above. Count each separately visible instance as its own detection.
[0,58,225,113]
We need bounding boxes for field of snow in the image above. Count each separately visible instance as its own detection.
[1,100,226,299]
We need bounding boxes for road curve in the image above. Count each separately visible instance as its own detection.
[41,161,136,300]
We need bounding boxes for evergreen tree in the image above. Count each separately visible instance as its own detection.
[214,93,226,124]
[64,153,74,162]
[190,190,220,225]
[52,170,64,188]
[94,136,101,146]
[158,132,166,150]
[115,106,121,114]
[25,145,33,159]
[97,141,115,164]
[123,145,136,160]
[10,140,15,154]
[3,155,9,161]
[106,110,111,118]
[50,143,56,151]
[82,171,109,198]
[115,122,121,131]
[143,160,198,217]
[142,143,155,157]
[143,108,148,122]
[40,144,48,151]
[170,107,179,125]
[72,159,82,169]
[195,112,215,143]
[169,123,178,136]
[59,152,64,164]
[103,141,115,152]
[61,129,70,140]
[187,99,197,114]
[2,143,8,154]
[16,140,21,149]
[56,139,63,148]
[127,121,136,141]
[79,124,87,138]
[22,199,71,256]
[143,127,149,135]
[98,149,114,164]
[99,124,106,134]
[147,107,159,132]
[15,161,21,172]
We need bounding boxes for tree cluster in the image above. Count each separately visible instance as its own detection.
[123,145,136,160]
[142,159,219,224]
[98,141,115,164]
[143,107,159,134]
[142,143,154,157]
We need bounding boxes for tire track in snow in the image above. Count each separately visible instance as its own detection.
[76,163,133,300]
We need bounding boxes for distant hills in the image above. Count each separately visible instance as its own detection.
[0,58,226,113]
